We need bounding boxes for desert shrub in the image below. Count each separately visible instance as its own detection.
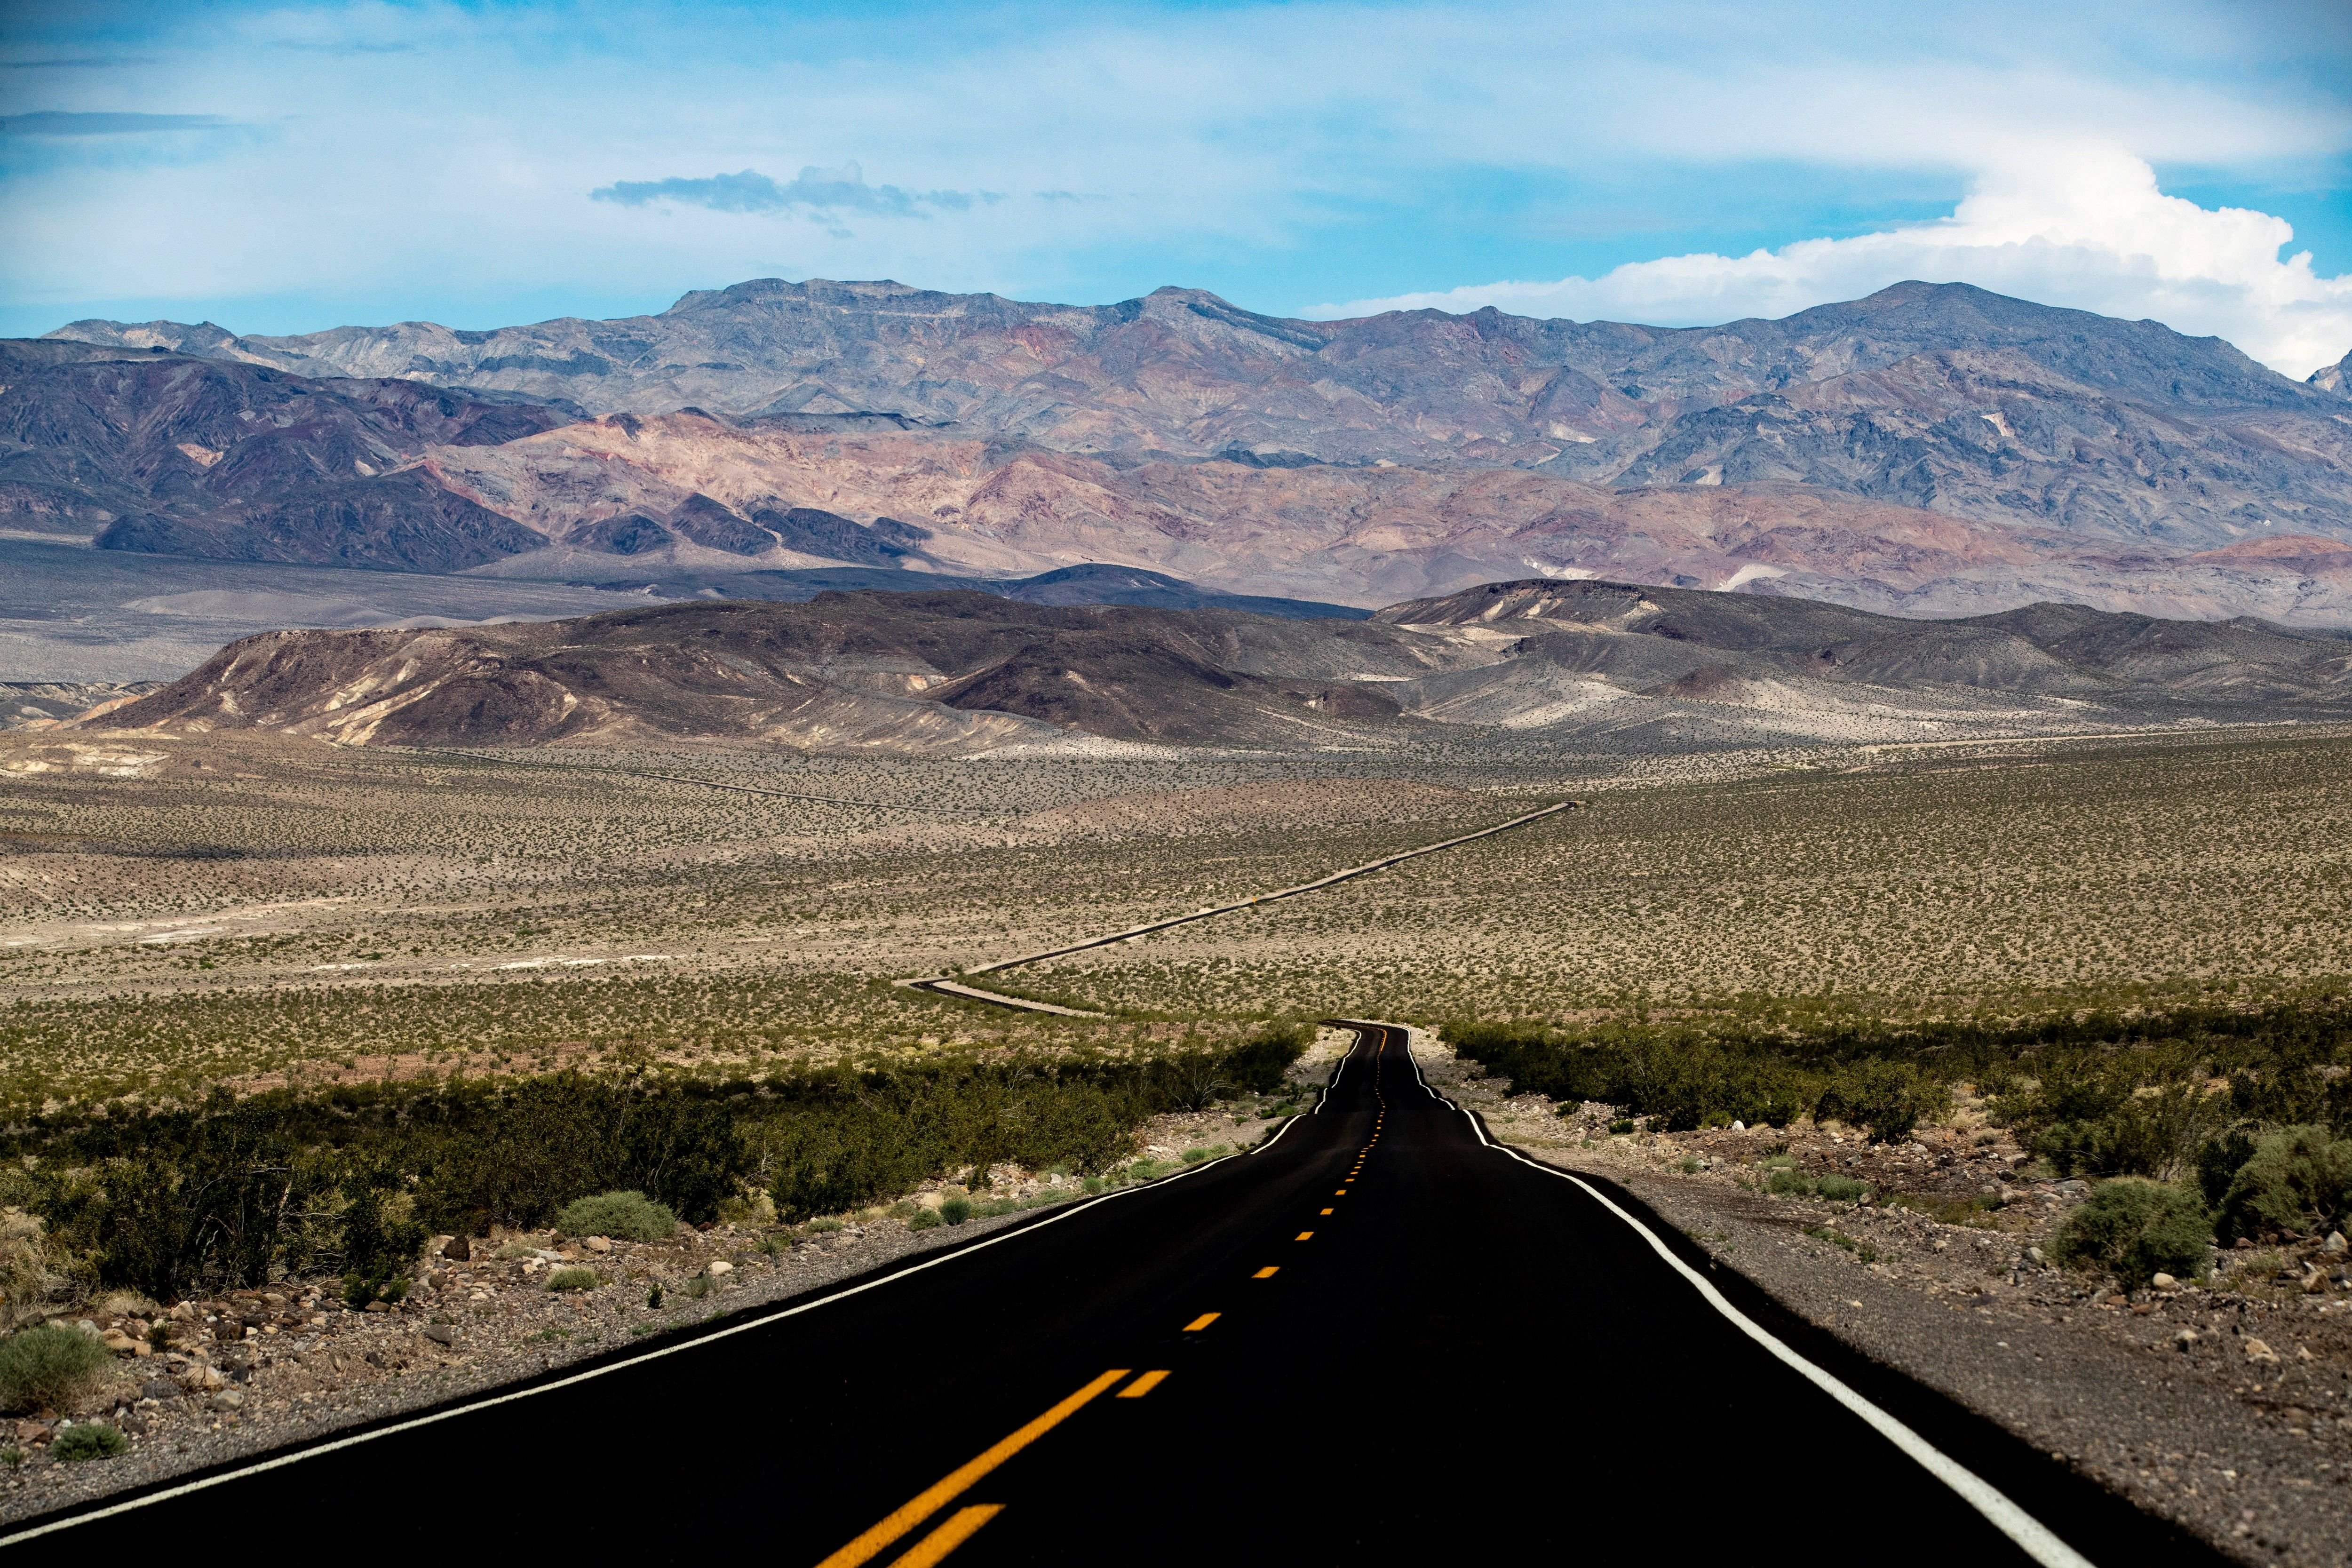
[31,1095,336,1301]
[1216,1024,1312,1094]
[545,1267,600,1291]
[2005,1060,2233,1180]
[50,1422,126,1462]
[339,1163,426,1286]
[939,1196,972,1226]
[907,1208,942,1231]
[554,1191,676,1242]
[1814,1174,1870,1202]
[2215,1125,2352,1243]
[1814,1061,1946,1145]
[0,1325,111,1413]
[1766,1168,1813,1196]
[2050,1179,2211,1289]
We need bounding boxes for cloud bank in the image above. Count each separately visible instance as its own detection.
[1310,149,2352,378]
[590,162,974,217]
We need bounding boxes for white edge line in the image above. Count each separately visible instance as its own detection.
[1395,1032,2094,1568]
[0,1133,1275,1546]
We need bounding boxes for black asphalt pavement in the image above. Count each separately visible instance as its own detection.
[13,1025,2219,1564]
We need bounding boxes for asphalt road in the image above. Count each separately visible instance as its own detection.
[14,1025,2219,1564]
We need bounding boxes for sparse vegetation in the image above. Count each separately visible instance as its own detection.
[939,1197,972,1226]
[545,1267,600,1291]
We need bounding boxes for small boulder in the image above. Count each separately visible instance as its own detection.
[584,1236,614,1255]
[2246,1338,2281,1365]
[440,1235,471,1263]
[707,1260,733,1277]
[2151,1273,2178,1290]
[207,1389,244,1412]
[2328,1232,2348,1255]
[99,1331,138,1356]
[138,1378,181,1402]
[422,1325,458,1346]
[2174,1329,2200,1351]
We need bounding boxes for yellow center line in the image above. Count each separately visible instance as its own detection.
[1295,1231,1314,1241]
[1335,1188,1348,1195]
[1319,1208,1333,1216]
[813,1369,1128,1568]
[1253,1266,1279,1279]
[894,1505,1004,1568]
[1116,1369,1170,1399]
[1183,1312,1220,1332]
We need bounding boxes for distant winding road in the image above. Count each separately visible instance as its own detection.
[9,1025,2214,1563]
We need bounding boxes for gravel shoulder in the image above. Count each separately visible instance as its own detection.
[1410,1040,2352,1568]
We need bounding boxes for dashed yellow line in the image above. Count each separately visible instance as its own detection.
[1295,1231,1314,1241]
[894,1506,1003,1568]
[1253,1266,1279,1279]
[814,1369,1128,1568]
[1183,1312,1220,1332]
[1116,1370,1170,1399]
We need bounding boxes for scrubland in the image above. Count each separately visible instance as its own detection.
[4,725,2348,1110]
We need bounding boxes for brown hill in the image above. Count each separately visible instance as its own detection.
[94,579,2352,754]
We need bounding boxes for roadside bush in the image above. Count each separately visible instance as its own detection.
[1813,1061,1946,1145]
[2215,1125,2352,1243]
[1814,1175,1870,1202]
[939,1197,972,1226]
[50,1422,127,1462]
[545,1267,600,1292]
[907,1208,942,1231]
[0,1325,111,1414]
[343,1270,409,1308]
[2050,1179,2211,1289]
[555,1191,676,1242]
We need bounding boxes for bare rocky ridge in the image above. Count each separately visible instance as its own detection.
[24,278,2352,625]
[47,279,2352,549]
[87,580,2352,753]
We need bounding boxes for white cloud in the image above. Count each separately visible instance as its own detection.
[1308,149,2352,378]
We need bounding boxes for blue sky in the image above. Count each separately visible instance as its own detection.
[3,0,2349,373]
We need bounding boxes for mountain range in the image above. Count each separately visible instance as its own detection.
[13,278,2352,649]
[94,577,2352,754]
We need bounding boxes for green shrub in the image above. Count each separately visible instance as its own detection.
[0,1325,111,1414]
[685,1274,712,1299]
[554,1191,676,1242]
[50,1423,127,1462]
[2050,1179,2211,1289]
[907,1208,942,1231]
[1815,1175,1870,1202]
[1815,1061,1946,1145]
[939,1197,972,1226]
[1766,1168,1814,1196]
[1607,1119,1635,1135]
[1182,1148,1208,1164]
[2215,1125,2352,1242]
[342,1271,397,1308]
[545,1267,600,1291]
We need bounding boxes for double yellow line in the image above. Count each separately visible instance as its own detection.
[817,1365,1166,1568]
